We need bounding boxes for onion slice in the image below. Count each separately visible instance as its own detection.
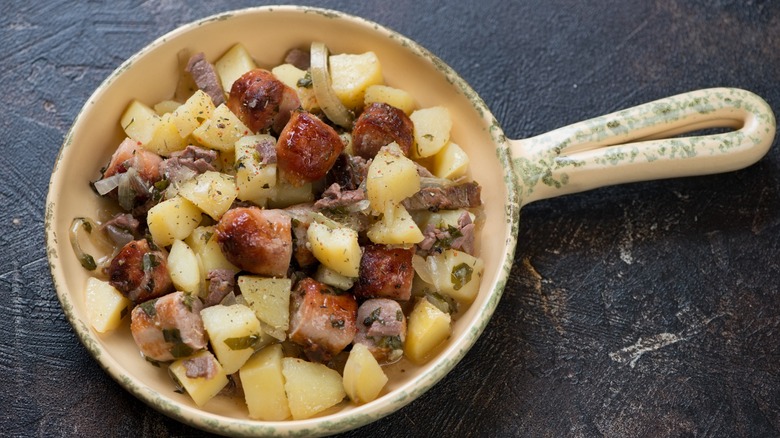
[69,217,113,271]
[310,42,354,128]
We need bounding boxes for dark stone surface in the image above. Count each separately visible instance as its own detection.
[2,0,778,436]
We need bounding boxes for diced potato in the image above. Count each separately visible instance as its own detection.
[171,90,216,138]
[307,222,361,278]
[192,104,251,151]
[145,112,188,156]
[329,51,383,111]
[272,63,319,113]
[282,357,346,420]
[364,84,415,115]
[404,297,452,364]
[169,350,229,407]
[84,277,131,333]
[410,106,452,159]
[146,196,203,247]
[177,171,238,219]
[184,225,239,274]
[234,135,277,205]
[167,240,201,295]
[342,343,388,404]
[120,100,159,145]
[366,143,420,213]
[240,344,291,421]
[367,205,424,245]
[214,43,258,93]
[268,181,314,208]
[201,304,266,374]
[432,141,469,179]
[238,276,292,341]
[313,264,355,291]
[153,99,180,115]
[426,249,484,304]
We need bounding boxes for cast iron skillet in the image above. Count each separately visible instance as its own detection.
[45,6,775,437]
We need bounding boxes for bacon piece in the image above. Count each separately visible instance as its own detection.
[215,207,292,277]
[130,291,206,362]
[288,278,358,363]
[108,239,173,303]
[276,110,344,186]
[353,245,415,301]
[228,69,300,134]
[352,102,414,159]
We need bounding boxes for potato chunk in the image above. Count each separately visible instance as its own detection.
[200,304,266,374]
[282,357,346,420]
[171,89,216,138]
[169,350,229,407]
[214,43,258,92]
[120,100,159,145]
[364,84,415,115]
[329,51,383,110]
[191,104,250,151]
[307,222,361,278]
[367,205,424,245]
[238,276,292,341]
[426,249,485,305]
[146,196,202,247]
[145,112,187,156]
[404,297,452,364]
[342,343,388,404]
[366,143,420,213]
[177,171,238,220]
[234,134,277,205]
[239,344,291,421]
[167,239,201,295]
[432,141,469,179]
[410,106,452,159]
[85,277,131,333]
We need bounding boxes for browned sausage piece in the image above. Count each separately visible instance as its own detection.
[352,102,414,159]
[353,245,415,301]
[354,298,407,364]
[130,291,207,362]
[227,69,300,134]
[215,207,292,277]
[102,138,163,183]
[276,110,344,186]
[288,277,358,363]
[108,239,174,303]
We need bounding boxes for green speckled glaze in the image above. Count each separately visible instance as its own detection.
[44,5,773,438]
[511,87,776,206]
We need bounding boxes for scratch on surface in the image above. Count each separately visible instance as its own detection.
[619,209,634,265]
[609,332,686,368]
[522,257,567,335]
[610,306,725,368]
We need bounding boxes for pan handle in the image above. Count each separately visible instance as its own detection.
[509,87,776,206]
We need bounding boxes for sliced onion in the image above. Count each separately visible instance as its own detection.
[412,254,434,285]
[93,173,122,195]
[310,42,354,128]
[69,217,113,272]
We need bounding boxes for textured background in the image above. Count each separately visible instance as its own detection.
[2,0,779,436]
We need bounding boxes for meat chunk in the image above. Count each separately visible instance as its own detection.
[185,52,226,106]
[282,203,317,267]
[402,181,482,211]
[326,153,370,191]
[102,138,163,183]
[130,291,206,362]
[204,269,237,307]
[100,213,141,248]
[313,183,366,211]
[417,211,476,256]
[353,245,415,301]
[284,48,310,70]
[354,298,407,364]
[159,145,217,183]
[98,138,164,212]
[352,102,414,159]
[228,69,300,134]
[215,207,292,277]
[288,278,358,363]
[108,239,174,303]
[183,350,221,379]
[276,110,344,186]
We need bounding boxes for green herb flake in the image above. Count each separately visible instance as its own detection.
[224,335,259,351]
[377,335,403,350]
[142,252,159,272]
[451,263,473,291]
[363,307,382,327]
[297,71,313,88]
[139,300,157,318]
[79,254,97,271]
